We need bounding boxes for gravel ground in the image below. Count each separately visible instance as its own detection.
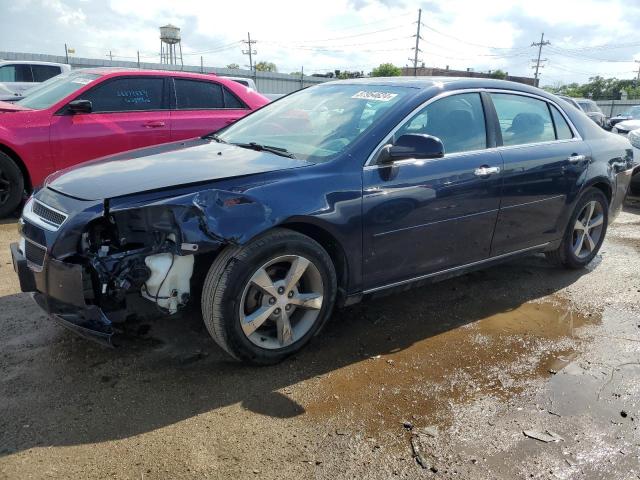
[0,198,639,480]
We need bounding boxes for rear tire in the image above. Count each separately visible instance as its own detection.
[545,188,608,269]
[630,174,640,196]
[201,228,337,364]
[0,152,24,218]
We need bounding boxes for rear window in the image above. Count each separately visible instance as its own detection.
[550,105,574,140]
[175,79,224,109]
[31,65,62,82]
[223,87,246,109]
[491,93,555,146]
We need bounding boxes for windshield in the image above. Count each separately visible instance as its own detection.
[622,106,640,119]
[218,84,410,161]
[16,71,100,110]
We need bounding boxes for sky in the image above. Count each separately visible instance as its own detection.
[2,0,640,86]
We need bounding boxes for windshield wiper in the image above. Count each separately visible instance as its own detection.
[232,142,296,159]
[203,133,227,143]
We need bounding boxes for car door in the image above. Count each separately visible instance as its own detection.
[170,78,250,140]
[50,76,171,171]
[362,91,503,290]
[489,92,591,255]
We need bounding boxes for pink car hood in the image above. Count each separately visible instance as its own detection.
[0,101,32,112]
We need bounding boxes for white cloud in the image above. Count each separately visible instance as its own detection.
[2,0,639,84]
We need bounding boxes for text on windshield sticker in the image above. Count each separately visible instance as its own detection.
[351,91,398,102]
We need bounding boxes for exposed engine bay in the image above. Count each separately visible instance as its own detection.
[81,206,199,318]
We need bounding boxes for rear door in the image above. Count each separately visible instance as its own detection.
[362,91,503,290]
[50,76,171,170]
[169,78,250,140]
[489,92,590,255]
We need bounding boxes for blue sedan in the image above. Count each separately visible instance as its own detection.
[11,77,637,363]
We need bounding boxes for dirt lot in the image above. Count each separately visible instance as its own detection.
[1,199,639,480]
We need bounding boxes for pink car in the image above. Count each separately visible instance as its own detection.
[0,68,269,217]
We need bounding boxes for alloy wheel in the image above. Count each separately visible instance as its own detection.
[571,200,604,259]
[239,255,324,349]
[0,168,11,205]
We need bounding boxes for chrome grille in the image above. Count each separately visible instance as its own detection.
[24,239,46,269]
[32,201,67,229]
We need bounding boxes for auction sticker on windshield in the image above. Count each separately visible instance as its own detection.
[351,91,398,102]
[71,77,95,85]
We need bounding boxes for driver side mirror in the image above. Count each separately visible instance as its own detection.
[67,99,92,114]
[381,134,444,163]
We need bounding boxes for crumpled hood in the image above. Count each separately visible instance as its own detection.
[46,138,313,201]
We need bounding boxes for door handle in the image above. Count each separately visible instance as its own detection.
[568,154,586,163]
[143,121,165,128]
[474,166,500,176]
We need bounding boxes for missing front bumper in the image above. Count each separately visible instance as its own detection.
[12,241,115,346]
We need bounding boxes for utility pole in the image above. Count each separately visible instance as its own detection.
[409,8,423,76]
[137,51,140,69]
[242,32,257,75]
[108,50,113,61]
[531,33,550,86]
[201,56,204,73]
[635,60,640,82]
[64,43,69,64]
[300,66,304,89]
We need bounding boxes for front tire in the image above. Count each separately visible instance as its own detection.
[201,228,337,364]
[546,188,608,269]
[0,152,24,218]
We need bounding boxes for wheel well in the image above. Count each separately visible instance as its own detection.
[0,144,31,191]
[280,222,349,302]
[589,181,612,205]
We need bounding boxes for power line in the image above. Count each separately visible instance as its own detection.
[278,24,410,44]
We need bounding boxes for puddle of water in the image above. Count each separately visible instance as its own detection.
[303,299,598,435]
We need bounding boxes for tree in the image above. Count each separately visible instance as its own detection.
[255,61,277,72]
[371,63,401,77]
[336,70,363,79]
[226,63,240,69]
[289,71,303,76]
[489,69,507,79]
[544,76,637,100]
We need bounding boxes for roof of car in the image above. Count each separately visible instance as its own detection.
[76,67,220,80]
[0,60,70,67]
[323,76,545,95]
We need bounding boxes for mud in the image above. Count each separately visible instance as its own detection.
[0,200,639,479]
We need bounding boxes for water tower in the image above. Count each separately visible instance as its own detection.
[160,24,183,67]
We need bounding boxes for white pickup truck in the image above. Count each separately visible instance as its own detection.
[0,60,71,97]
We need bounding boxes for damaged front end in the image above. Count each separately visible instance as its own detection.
[13,186,270,346]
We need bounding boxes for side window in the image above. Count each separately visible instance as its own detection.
[0,65,33,82]
[80,77,165,112]
[232,79,249,87]
[491,93,555,146]
[550,105,574,140]
[0,65,16,82]
[395,92,487,154]
[175,79,224,109]
[32,65,62,82]
[223,87,246,109]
